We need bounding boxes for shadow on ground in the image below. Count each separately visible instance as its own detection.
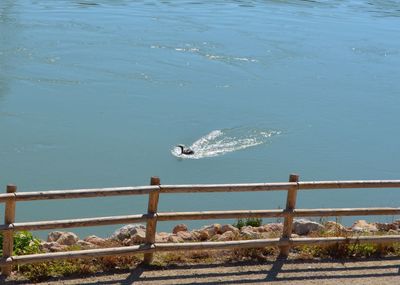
[3,257,400,284]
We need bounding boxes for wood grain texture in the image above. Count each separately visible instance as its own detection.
[144,177,160,264]
[1,185,17,276]
[281,174,299,256]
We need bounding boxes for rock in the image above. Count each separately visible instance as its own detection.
[192,230,210,241]
[259,232,271,239]
[40,241,68,252]
[201,224,222,236]
[168,234,184,243]
[248,226,266,233]
[122,238,132,246]
[76,240,97,249]
[57,232,79,246]
[324,221,346,233]
[47,231,79,246]
[293,219,324,235]
[221,224,239,234]
[217,231,237,241]
[240,227,260,239]
[130,227,147,244]
[39,241,55,252]
[263,223,283,233]
[111,224,146,241]
[47,231,64,242]
[173,224,188,234]
[155,232,171,243]
[352,220,378,232]
[375,223,398,232]
[84,235,107,246]
[177,231,193,241]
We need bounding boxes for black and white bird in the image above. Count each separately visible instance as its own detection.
[176,144,194,155]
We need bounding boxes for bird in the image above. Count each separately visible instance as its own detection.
[176,144,194,155]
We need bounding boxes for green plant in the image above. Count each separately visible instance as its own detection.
[0,231,41,256]
[245,217,262,227]
[233,218,262,229]
[233,218,246,229]
[20,260,90,282]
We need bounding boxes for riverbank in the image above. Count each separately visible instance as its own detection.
[37,219,400,253]
[3,218,400,282]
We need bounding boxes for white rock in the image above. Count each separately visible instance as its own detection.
[240,228,260,239]
[293,219,324,235]
[47,231,63,242]
[57,232,79,246]
[130,228,147,244]
[352,220,378,232]
[111,224,146,241]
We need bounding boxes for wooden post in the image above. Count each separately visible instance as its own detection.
[1,185,17,277]
[143,177,160,264]
[280,174,299,257]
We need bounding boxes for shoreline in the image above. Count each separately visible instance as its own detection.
[3,218,400,282]
[36,218,400,253]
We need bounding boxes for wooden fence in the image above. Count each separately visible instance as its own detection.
[1,174,400,277]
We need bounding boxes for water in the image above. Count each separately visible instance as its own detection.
[0,0,399,238]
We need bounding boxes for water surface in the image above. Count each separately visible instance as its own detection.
[0,0,399,237]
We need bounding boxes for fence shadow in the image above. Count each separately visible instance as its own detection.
[4,257,399,284]
[120,257,400,285]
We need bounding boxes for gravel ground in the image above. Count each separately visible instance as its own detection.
[3,257,400,285]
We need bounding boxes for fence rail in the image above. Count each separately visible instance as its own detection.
[1,175,400,277]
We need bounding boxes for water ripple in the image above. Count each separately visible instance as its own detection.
[150,43,258,65]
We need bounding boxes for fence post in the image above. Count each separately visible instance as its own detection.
[280,174,299,257]
[143,176,160,264]
[1,185,17,277]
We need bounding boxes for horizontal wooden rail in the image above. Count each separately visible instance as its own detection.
[1,235,399,266]
[0,193,14,203]
[0,186,158,203]
[293,207,400,217]
[0,244,155,266]
[1,207,399,232]
[0,214,151,232]
[156,235,400,251]
[1,180,400,203]
[157,208,400,221]
[298,180,400,190]
[157,210,285,221]
[160,183,293,193]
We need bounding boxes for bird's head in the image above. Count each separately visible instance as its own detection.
[176,144,185,153]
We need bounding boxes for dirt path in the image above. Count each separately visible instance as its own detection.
[4,257,400,285]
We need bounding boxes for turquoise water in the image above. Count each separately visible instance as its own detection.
[1,0,399,237]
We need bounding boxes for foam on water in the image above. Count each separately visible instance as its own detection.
[171,128,281,159]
